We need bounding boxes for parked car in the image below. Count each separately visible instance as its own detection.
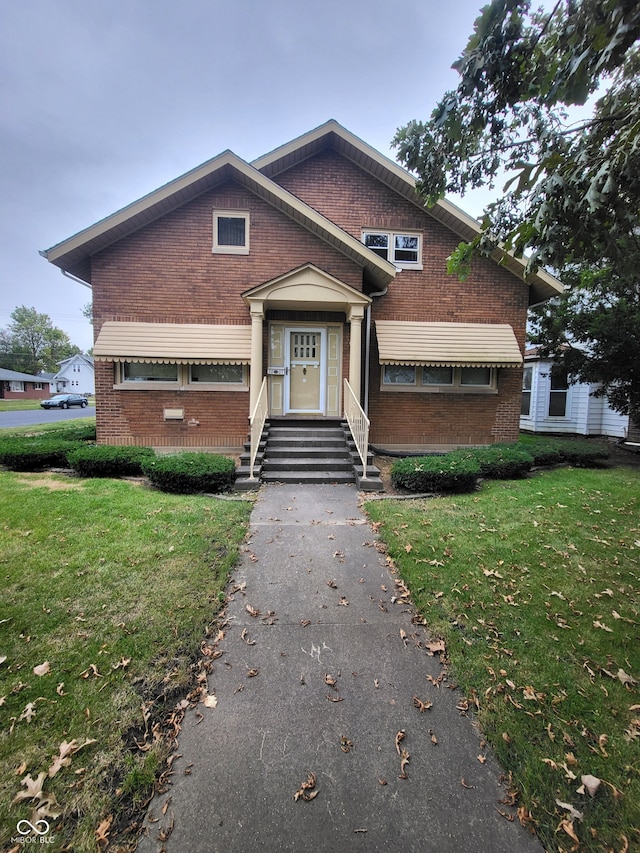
[40,394,88,409]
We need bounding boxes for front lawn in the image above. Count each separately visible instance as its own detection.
[0,471,251,852]
[366,466,640,852]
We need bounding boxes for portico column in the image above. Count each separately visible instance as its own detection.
[348,305,365,402]
[249,303,264,414]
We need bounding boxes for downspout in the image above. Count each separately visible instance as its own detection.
[363,284,388,416]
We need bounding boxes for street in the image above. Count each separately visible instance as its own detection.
[0,407,96,429]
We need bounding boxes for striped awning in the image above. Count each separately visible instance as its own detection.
[93,322,252,364]
[375,321,522,368]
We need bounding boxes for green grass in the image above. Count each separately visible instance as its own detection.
[366,466,640,852]
[0,471,251,851]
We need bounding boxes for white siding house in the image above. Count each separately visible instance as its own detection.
[50,354,95,395]
[520,350,628,438]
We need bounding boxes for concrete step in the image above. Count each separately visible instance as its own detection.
[262,470,355,484]
[262,457,353,472]
[265,446,350,459]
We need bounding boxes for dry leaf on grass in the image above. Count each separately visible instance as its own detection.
[95,815,113,849]
[555,799,583,821]
[48,738,96,777]
[33,661,51,677]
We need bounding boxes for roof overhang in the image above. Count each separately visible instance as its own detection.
[254,120,563,307]
[93,322,252,364]
[41,149,396,290]
[375,321,523,368]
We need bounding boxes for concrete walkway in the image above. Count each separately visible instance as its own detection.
[136,484,541,853]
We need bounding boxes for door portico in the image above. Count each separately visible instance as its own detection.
[243,265,371,416]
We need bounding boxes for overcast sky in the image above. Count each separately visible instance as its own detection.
[1,0,495,353]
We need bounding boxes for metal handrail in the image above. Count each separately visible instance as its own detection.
[249,377,268,479]
[343,379,369,479]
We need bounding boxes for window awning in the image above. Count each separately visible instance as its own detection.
[375,321,523,368]
[93,322,252,364]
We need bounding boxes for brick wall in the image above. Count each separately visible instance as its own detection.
[276,150,528,448]
[91,180,364,448]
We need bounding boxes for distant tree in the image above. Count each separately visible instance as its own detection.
[82,301,92,323]
[393,0,640,275]
[0,306,81,375]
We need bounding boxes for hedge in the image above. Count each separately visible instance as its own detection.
[461,444,534,479]
[391,451,481,493]
[0,436,84,471]
[67,445,155,478]
[141,452,236,494]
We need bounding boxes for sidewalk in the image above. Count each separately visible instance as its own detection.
[136,484,541,853]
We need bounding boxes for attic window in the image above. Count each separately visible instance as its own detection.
[362,230,422,269]
[213,210,250,255]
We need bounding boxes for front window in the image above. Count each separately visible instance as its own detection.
[190,364,244,384]
[362,230,422,268]
[383,365,417,385]
[10,381,24,392]
[213,210,250,254]
[382,365,497,392]
[521,366,532,416]
[122,363,179,382]
[548,365,568,416]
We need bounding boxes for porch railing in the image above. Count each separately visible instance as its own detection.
[249,377,268,480]
[343,379,370,480]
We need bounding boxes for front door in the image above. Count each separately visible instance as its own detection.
[285,328,326,414]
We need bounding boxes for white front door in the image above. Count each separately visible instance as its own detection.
[284,327,326,414]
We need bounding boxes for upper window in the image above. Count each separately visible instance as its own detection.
[213,210,250,255]
[362,231,422,269]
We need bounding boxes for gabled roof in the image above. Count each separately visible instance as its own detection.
[41,149,396,289]
[0,367,47,383]
[254,120,563,307]
[41,120,562,306]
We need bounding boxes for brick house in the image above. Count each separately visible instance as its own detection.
[0,368,49,400]
[42,121,562,471]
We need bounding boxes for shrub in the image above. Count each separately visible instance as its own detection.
[48,424,97,442]
[141,453,236,494]
[0,436,83,471]
[547,438,610,467]
[523,440,566,467]
[461,444,534,479]
[391,451,480,493]
[67,445,155,478]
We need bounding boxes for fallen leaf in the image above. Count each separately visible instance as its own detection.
[326,579,338,589]
[339,597,349,606]
[413,696,433,713]
[19,702,37,723]
[617,669,637,686]
[429,729,438,745]
[477,754,487,764]
[203,694,218,708]
[48,738,96,777]
[245,604,260,618]
[56,683,66,696]
[461,778,475,789]
[560,819,580,844]
[404,543,413,553]
[95,815,113,849]
[12,772,46,803]
[324,673,337,690]
[340,735,353,753]
[294,772,318,802]
[427,639,446,655]
[593,620,613,633]
[580,774,601,797]
[555,799,583,821]
[399,747,410,779]
[246,669,259,678]
[33,661,51,677]
[395,730,406,755]
[241,628,256,645]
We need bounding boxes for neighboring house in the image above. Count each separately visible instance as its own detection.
[0,368,49,400]
[41,120,562,454]
[50,353,95,395]
[520,348,629,438]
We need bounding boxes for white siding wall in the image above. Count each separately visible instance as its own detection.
[519,358,628,437]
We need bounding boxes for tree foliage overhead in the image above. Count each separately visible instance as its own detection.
[393,0,640,275]
[0,306,81,375]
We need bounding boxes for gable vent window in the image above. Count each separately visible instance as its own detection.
[213,210,250,255]
[362,230,422,269]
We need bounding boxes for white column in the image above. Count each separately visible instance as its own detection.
[348,306,364,402]
[249,304,264,414]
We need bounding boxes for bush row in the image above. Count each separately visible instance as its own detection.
[391,438,610,494]
[0,433,236,494]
